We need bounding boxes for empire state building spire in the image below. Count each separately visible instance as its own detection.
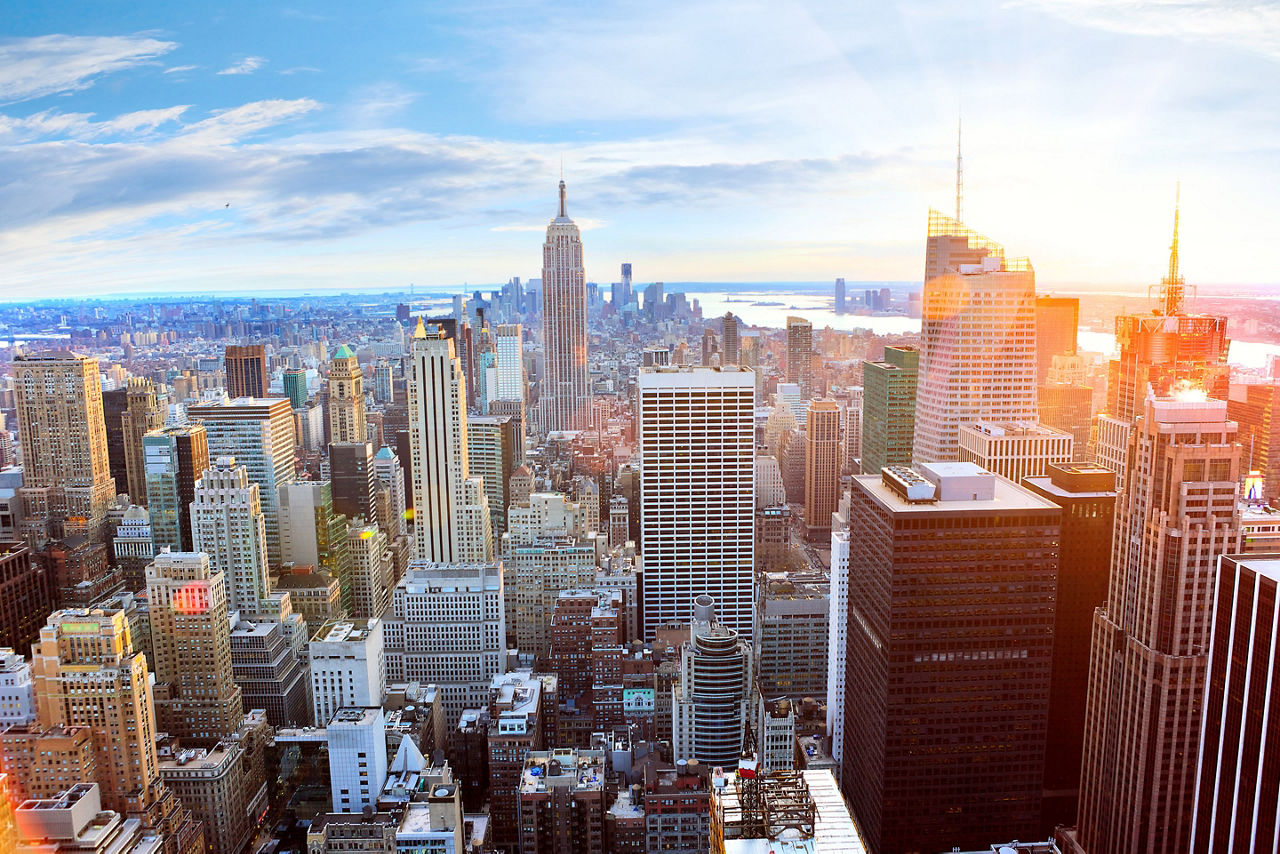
[541,180,591,432]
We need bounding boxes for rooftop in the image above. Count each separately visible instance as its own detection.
[858,466,1059,515]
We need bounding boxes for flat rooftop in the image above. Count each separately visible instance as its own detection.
[1227,555,1280,584]
[855,470,1060,515]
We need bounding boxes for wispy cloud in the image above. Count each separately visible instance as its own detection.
[163,64,198,74]
[0,105,189,142]
[0,34,176,104]
[216,55,267,75]
[178,98,319,144]
[280,66,321,75]
[1011,0,1280,60]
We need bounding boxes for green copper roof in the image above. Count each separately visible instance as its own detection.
[334,343,355,359]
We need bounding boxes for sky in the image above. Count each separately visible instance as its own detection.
[1,0,1278,300]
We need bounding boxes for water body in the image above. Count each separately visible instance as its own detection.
[690,287,1280,371]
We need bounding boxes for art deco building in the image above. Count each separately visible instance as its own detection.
[190,456,271,614]
[843,462,1059,853]
[541,181,591,432]
[1070,394,1242,854]
[785,316,813,397]
[407,321,492,563]
[13,351,116,544]
[382,562,506,725]
[639,366,755,640]
[1094,200,1229,477]
[121,378,164,503]
[31,609,203,851]
[146,551,243,743]
[328,344,368,445]
[803,400,841,536]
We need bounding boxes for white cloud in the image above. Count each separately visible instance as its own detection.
[0,34,176,104]
[1010,0,1280,59]
[163,64,199,74]
[217,55,267,75]
[178,98,319,144]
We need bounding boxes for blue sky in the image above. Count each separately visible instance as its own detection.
[1,0,1278,299]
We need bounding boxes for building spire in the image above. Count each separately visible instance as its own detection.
[1161,182,1184,315]
[955,114,964,225]
[558,178,567,219]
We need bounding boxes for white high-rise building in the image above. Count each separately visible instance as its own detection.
[190,456,271,614]
[327,707,388,813]
[827,494,851,771]
[494,323,525,403]
[372,447,407,539]
[639,366,755,639]
[187,397,296,566]
[381,562,505,726]
[309,619,385,726]
[407,321,492,563]
[913,254,1038,464]
[541,181,591,432]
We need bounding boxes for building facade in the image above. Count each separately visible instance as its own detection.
[639,367,755,640]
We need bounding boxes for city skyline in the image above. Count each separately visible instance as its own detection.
[2,2,1279,299]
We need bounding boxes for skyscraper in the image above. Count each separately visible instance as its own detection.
[785,316,813,397]
[329,441,376,523]
[121,378,163,504]
[1191,554,1280,852]
[1035,296,1079,383]
[639,366,755,640]
[467,415,518,538]
[13,351,116,544]
[671,596,752,770]
[541,180,591,432]
[382,562,506,724]
[146,551,243,743]
[721,313,740,365]
[407,321,492,563]
[142,424,209,553]
[283,367,309,410]
[1070,394,1242,854]
[860,346,918,475]
[493,323,525,403]
[31,609,202,849]
[842,462,1060,853]
[224,344,268,399]
[913,244,1038,464]
[1022,463,1116,832]
[190,456,272,615]
[803,400,841,537]
[328,344,367,445]
[187,397,295,567]
[834,277,846,314]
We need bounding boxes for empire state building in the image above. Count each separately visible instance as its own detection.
[541,180,591,432]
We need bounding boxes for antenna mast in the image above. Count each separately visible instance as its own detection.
[1161,182,1184,315]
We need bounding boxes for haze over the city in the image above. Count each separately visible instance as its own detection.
[3,0,1279,299]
